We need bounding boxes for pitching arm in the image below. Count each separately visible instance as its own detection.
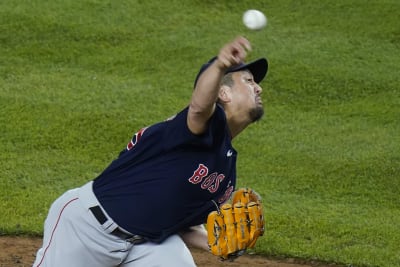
[187,36,251,135]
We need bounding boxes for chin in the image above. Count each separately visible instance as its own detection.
[250,106,264,122]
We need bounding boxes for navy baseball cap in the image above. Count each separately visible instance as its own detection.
[194,56,268,87]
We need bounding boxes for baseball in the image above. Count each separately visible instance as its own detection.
[242,9,267,30]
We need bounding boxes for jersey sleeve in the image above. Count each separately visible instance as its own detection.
[162,105,228,150]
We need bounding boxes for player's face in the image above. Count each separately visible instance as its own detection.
[231,70,264,122]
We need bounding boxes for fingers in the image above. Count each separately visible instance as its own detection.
[217,36,252,70]
[234,36,252,54]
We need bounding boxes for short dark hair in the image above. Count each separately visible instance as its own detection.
[221,72,234,87]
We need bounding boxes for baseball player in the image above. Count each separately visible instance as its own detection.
[33,36,268,266]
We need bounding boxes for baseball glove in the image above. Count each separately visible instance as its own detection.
[206,188,265,260]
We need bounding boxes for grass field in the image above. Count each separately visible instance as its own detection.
[1,0,399,266]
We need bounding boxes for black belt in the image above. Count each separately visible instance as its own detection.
[89,206,146,245]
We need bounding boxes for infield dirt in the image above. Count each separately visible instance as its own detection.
[0,236,343,267]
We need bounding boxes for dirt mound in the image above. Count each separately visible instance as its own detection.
[0,236,339,267]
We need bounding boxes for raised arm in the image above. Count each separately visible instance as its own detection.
[187,37,252,135]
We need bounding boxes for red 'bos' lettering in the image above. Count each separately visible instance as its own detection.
[188,164,208,184]
[218,186,234,203]
[200,172,217,189]
[188,164,228,194]
[207,174,225,193]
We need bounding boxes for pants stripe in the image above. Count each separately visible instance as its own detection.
[34,197,79,267]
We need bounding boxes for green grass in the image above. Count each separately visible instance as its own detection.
[1,0,399,266]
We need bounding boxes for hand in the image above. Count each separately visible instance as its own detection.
[216,36,252,70]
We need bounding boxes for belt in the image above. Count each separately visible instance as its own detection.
[89,206,146,245]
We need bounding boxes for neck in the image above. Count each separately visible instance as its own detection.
[225,111,251,139]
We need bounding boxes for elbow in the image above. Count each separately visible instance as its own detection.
[187,102,215,135]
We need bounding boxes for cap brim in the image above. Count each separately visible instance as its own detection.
[194,57,268,87]
[226,58,268,84]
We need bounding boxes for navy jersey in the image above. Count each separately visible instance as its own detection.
[93,105,237,242]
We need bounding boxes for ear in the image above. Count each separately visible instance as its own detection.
[218,85,232,104]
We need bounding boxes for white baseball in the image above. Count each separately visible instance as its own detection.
[242,9,267,30]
